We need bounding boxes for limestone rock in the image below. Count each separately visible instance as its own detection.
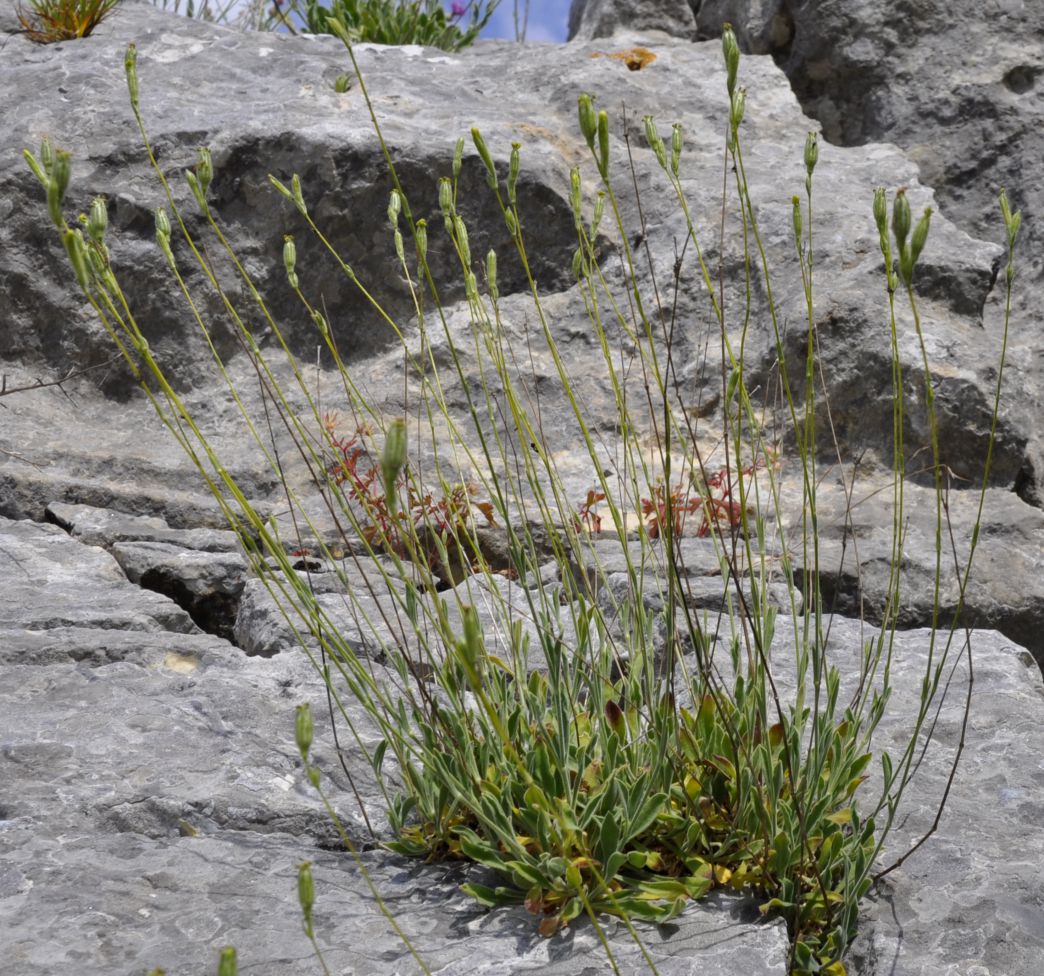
[568,0,696,41]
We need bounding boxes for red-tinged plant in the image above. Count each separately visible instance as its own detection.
[323,413,496,571]
[641,453,776,540]
[17,0,121,43]
[574,488,607,534]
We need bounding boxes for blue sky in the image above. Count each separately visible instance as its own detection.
[478,0,568,42]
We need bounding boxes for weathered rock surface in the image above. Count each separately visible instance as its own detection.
[0,514,789,975]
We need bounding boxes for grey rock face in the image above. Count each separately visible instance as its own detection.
[569,0,696,40]
[0,514,789,975]
[689,0,1044,504]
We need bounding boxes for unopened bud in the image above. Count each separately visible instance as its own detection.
[387,189,401,226]
[791,195,802,243]
[486,249,498,300]
[381,418,408,514]
[87,197,108,244]
[438,177,453,216]
[415,218,428,262]
[644,115,667,171]
[283,235,298,289]
[671,123,683,178]
[578,93,597,149]
[471,127,497,190]
[62,228,89,289]
[217,946,237,976]
[508,141,521,207]
[195,147,213,196]
[892,188,910,250]
[909,206,932,267]
[154,207,171,240]
[291,174,307,216]
[47,150,71,228]
[722,24,740,97]
[453,136,464,181]
[124,43,139,104]
[295,703,313,760]
[297,861,316,936]
[597,109,610,178]
[803,131,818,178]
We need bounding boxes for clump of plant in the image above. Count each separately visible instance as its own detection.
[17,0,120,42]
[301,0,498,50]
[27,18,1020,976]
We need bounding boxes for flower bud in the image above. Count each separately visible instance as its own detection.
[892,188,910,250]
[393,228,405,264]
[578,93,597,149]
[803,131,818,178]
[40,137,55,175]
[999,189,1021,249]
[722,24,740,98]
[312,310,329,337]
[644,115,667,171]
[909,206,932,267]
[283,235,298,289]
[87,197,108,244]
[508,141,521,208]
[295,703,313,760]
[590,191,606,238]
[62,228,89,289]
[217,946,237,976]
[791,194,802,244]
[154,207,171,240]
[47,150,71,228]
[381,418,408,514]
[415,218,428,263]
[186,170,207,211]
[195,147,213,197]
[291,174,307,216]
[504,208,518,237]
[124,43,139,104]
[453,136,464,181]
[872,187,888,240]
[471,127,497,190]
[453,214,471,266]
[486,248,498,301]
[670,123,683,178]
[571,247,583,280]
[729,87,746,134]
[297,861,316,937]
[597,109,610,178]
[438,177,453,216]
[569,167,582,226]
[387,189,401,226]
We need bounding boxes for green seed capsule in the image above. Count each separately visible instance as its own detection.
[471,127,497,190]
[597,110,610,178]
[453,136,464,181]
[453,215,471,266]
[791,194,802,243]
[508,141,520,208]
[154,207,171,240]
[486,249,498,299]
[670,123,683,178]
[644,115,667,171]
[291,174,307,216]
[909,206,932,266]
[47,150,71,228]
[125,43,139,104]
[729,87,746,134]
[297,861,316,937]
[196,147,213,196]
[63,228,89,289]
[873,187,888,240]
[387,189,401,226]
[438,177,453,216]
[804,131,818,178]
[381,418,408,514]
[578,93,597,149]
[87,197,108,244]
[217,946,237,976]
[295,703,313,760]
[283,235,298,289]
[415,218,428,263]
[186,170,207,211]
[722,24,740,97]
[892,188,911,249]
[40,137,55,174]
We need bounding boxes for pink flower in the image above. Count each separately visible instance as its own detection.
[450,2,466,19]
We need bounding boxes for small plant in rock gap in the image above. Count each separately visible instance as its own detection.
[300,0,499,50]
[16,0,120,42]
[28,19,1020,976]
